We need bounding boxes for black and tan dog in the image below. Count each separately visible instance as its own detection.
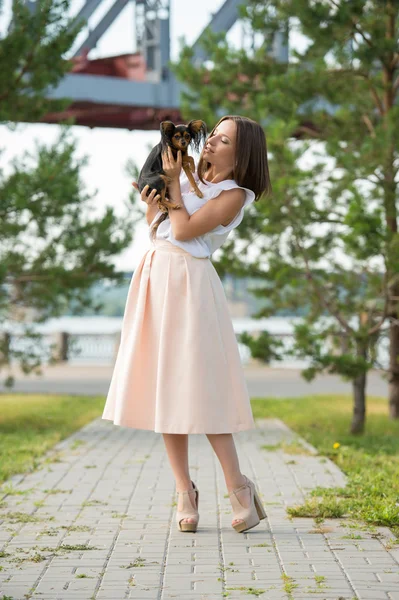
[138,119,207,214]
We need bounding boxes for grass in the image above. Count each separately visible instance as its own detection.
[0,393,104,484]
[252,394,399,535]
[1,391,398,537]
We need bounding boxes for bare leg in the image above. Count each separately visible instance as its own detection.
[206,433,251,527]
[162,433,197,524]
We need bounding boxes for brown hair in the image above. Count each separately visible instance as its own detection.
[197,115,272,201]
[149,115,272,240]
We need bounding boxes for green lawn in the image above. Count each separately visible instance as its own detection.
[0,393,104,484]
[252,394,399,535]
[1,392,398,536]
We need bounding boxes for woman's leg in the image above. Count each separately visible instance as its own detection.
[206,433,251,527]
[162,433,197,524]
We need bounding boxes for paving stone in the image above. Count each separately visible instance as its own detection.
[0,417,398,600]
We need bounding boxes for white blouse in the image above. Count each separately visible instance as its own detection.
[148,170,255,258]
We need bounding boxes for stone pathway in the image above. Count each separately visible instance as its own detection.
[0,417,398,600]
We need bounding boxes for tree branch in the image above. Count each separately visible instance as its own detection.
[295,125,323,139]
[329,0,374,48]
[371,361,390,373]
[290,225,354,336]
[366,80,385,116]
[0,50,35,103]
[362,114,376,137]
[368,277,390,336]
[328,68,385,116]
[390,53,399,70]
[352,22,374,49]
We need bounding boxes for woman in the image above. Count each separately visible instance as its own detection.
[102,115,272,534]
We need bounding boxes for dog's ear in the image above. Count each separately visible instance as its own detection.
[160,121,175,139]
[187,120,207,152]
[187,120,206,136]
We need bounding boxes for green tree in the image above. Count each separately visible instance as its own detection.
[0,1,143,386]
[0,129,140,387]
[171,0,399,433]
[0,0,82,122]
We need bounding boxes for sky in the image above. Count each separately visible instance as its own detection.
[0,0,307,270]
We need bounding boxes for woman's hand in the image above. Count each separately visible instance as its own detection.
[162,146,182,181]
[132,182,160,206]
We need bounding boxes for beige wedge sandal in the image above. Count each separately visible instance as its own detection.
[176,480,199,532]
[229,474,266,533]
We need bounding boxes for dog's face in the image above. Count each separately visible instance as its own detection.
[161,122,191,152]
[160,120,207,154]
[171,125,192,151]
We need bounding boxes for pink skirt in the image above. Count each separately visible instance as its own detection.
[101,238,256,434]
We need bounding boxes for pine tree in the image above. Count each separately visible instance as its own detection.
[0,0,83,122]
[0,129,142,388]
[171,0,399,432]
[0,1,143,386]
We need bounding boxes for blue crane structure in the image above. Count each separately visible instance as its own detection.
[17,0,288,130]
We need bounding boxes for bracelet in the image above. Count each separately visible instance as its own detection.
[170,203,183,210]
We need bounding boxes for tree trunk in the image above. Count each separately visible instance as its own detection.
[351,341,367,434]
[380,29,398,414]
[351,370,366,434]
[389,319,399,419]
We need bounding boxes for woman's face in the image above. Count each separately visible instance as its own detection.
[203,119,237,175]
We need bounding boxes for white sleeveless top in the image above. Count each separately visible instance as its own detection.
[148,171,255,258]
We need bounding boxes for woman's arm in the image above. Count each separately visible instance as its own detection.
[161,147,245,241]
[146,203,160,226]
[169,182,245,241]
[167,179,191,239]
[159,148,191,240]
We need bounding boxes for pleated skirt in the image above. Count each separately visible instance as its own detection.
[101,238,256,434]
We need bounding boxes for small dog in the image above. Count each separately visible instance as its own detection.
[138,119,207,214]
